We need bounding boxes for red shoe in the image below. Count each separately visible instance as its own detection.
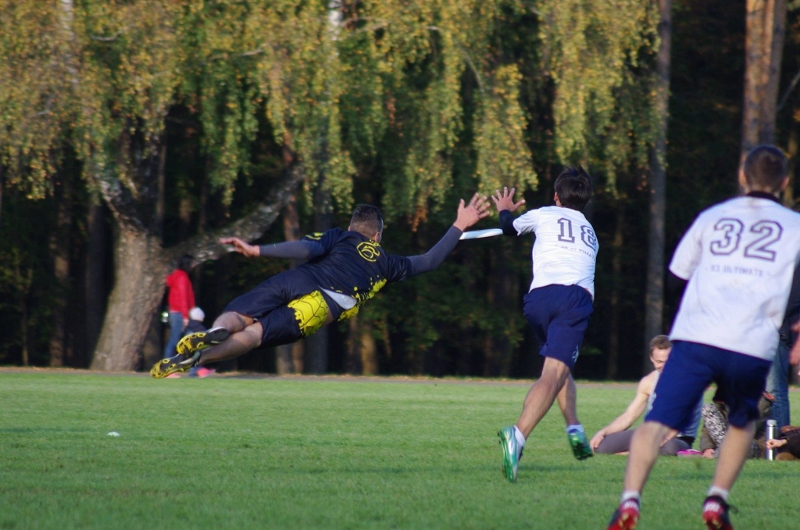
[702,496,734,530]
[196,367,215,378]
[607,498,640,530]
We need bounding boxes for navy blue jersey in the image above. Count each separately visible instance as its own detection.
[296,228,412,306]
[225,225,461,345]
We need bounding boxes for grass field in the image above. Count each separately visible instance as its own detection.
[1,371,798,529]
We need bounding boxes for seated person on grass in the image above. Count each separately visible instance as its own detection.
[766,425,800,461]
[590,335,701,456]
[699,392,773,459]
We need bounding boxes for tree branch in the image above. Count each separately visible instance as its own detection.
[166,163,305,264]
[778,67,800,112]
[90,31,124,42]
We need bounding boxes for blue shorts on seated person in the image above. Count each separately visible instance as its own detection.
[645,340,771,431]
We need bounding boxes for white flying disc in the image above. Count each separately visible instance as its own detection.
[459,228,503,240]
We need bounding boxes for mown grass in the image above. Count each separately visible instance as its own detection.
[0,371,797,529]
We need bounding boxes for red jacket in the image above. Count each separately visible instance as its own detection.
[166,269,195,319]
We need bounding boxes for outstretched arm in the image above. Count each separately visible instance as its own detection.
[220,237,322,260]
[406,194,490,277]
[590,374,653,450]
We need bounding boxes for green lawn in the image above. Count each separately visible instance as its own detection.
[0,371,797,529]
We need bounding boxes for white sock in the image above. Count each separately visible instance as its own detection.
[566,424,584,434]
[621,491,641,505]
[513,425,526,448]
[707,486,729,502]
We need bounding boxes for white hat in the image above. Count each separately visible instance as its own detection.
[189,307,205,321]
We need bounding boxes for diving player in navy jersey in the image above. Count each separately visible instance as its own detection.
[151,194,490,378]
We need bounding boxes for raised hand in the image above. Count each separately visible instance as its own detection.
[220,236,260,257]
[492,187,526,213]
[453,193,491,231]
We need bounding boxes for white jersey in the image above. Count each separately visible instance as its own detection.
[512,206,598,298]
[669,194,800,361]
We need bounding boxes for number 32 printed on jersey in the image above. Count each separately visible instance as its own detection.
[710,218,782,261]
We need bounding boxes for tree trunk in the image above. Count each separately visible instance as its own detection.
[607,202,625,379]
[644,0,672,371]
[741,0,787,159]
[305,185,332,374]
[484,246,515,377]
[345,316,363,374]
[84,203,108,365]
[784,126,797,207]
[302,0,343,375]
[142,140,169,366]
[276,193,303,374]
[49,173,73,367]
[16,258,33,366]
[0,164,4,224]
[90,228,170,371]
[360,319,378,375]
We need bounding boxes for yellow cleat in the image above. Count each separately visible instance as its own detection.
[175,327,230,356]
[150,352,197,378]
[152,327,230,379]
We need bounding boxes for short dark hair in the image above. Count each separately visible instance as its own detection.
[649,334,671,352]
[177,254,194,273]
[350,204,384,238]
[554,166,592,211]
[743,145,788,191]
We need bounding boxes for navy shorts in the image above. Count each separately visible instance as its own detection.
[224,270,335,347]
[645,340,771,430]
[522,284,593,371]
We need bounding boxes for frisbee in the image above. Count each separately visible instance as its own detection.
[459,228,503,240]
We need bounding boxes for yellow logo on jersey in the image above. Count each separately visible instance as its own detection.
[305,232,324,241]
[337,279,388,322]
[357,241,381,262]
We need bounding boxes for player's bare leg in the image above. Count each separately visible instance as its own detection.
[498,357,570,482]
[711,421,755,491]
[556,373,592,459]
[196,322,263,364]
[557,374,579,425]
[150,312,247,378]
[606,421,669,530]
[698,421,754,529]
[213,311,253,334]
[516,357,571,437]
[623,421,670,492]
[196,307,335,365]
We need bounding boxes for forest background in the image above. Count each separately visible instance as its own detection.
[1,0,799,381]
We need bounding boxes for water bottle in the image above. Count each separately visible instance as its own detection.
[766,419,777,460]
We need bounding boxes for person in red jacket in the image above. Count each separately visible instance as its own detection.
[163,255,195,360]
